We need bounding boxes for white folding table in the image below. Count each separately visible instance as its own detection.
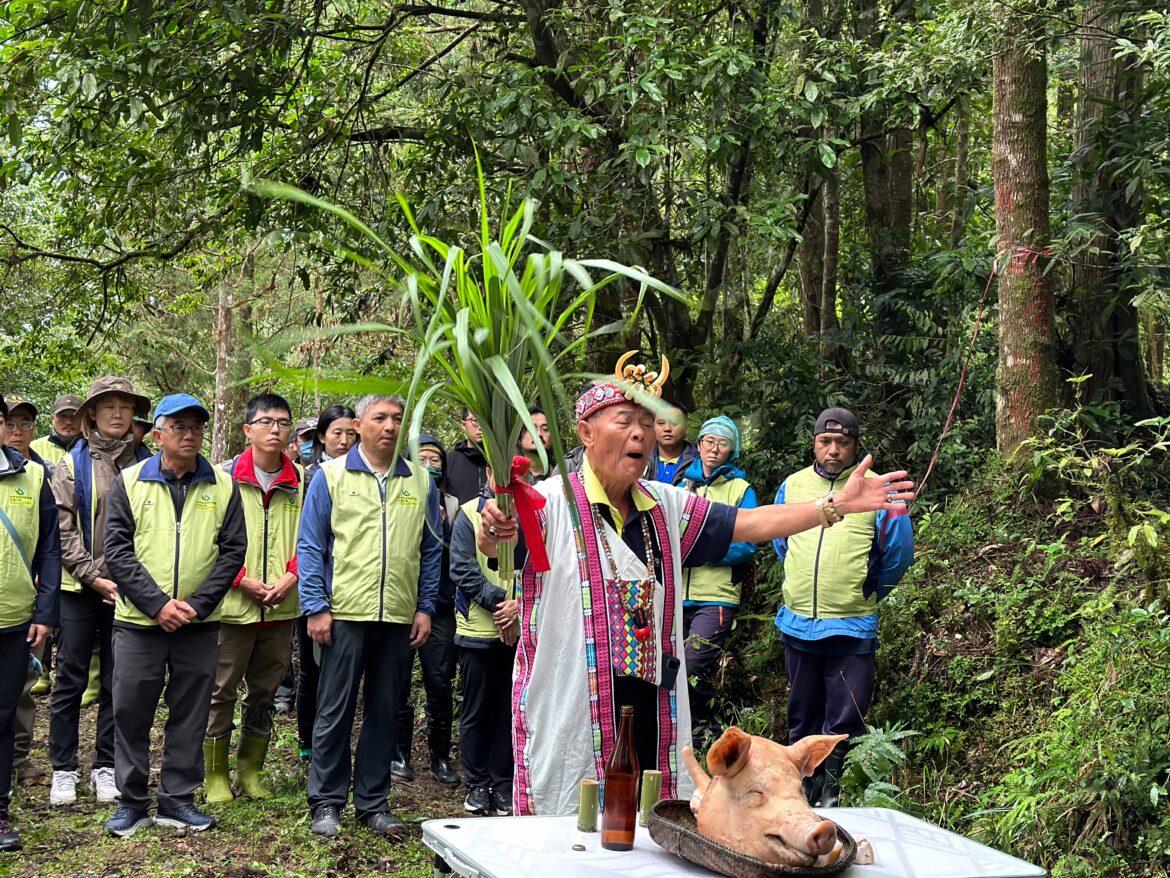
[422,807,1046,878]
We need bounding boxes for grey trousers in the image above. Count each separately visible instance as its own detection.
[308,620,410,814]
[113,624,219,811]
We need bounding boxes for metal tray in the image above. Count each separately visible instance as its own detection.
[647,799,857,878]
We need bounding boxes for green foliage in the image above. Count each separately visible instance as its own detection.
[840,724,918,809]
[859,425,1170,875]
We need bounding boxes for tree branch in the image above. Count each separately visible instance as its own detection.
[397,2,523,22]
[1,219,211,273]
[748,181,823,340]
[346,124,430,143]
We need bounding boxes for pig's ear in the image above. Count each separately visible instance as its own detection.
[707,727,752,778]
[787,734,848,778]
[682,746,710,814]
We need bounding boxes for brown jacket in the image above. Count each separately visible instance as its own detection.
[51,430,143,586]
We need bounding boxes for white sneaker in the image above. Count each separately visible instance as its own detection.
[50,770,79,805]
[91,766,119,803]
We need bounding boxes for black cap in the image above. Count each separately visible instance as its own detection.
[3,393,37,421]
[814,407,860,438]
[0,398,7,420]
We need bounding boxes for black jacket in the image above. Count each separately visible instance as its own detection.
[446,440,489,505]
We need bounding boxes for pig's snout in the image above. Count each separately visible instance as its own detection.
[807,819,838,855]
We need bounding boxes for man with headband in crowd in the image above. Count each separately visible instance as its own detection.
[472,354,916,816]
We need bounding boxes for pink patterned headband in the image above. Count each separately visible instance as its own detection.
[574,382,633,424]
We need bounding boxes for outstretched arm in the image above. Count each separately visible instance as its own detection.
[732,455,914,544]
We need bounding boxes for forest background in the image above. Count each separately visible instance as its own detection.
[2,1,1170,876]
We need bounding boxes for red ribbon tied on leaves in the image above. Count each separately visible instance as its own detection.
[493,455,550,573]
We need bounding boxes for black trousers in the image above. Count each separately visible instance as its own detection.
[50,589,115,771]
[396,607,456,760]
[0,628,30,809]
[612,673,660,778]
[783,645,876,741]
[295,614,320,751]
[457,643,515,789]
[113,624,219,811]
[308,620,410,814]
[682,604,736,739]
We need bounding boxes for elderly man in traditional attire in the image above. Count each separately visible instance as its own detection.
[475,354,915,817]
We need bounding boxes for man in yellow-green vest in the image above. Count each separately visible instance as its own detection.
[773,407,914,809]
[204,393,303,804]
[30,394,83,468]
[0,396,60,852]
[298,394,441,839]
[451,488,519,818]
[677,416,758,744]
[101,394,246,838]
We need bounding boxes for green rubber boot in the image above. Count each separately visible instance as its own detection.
[80,653,100,708]
[203,735,234,803]
[234,733,272,799]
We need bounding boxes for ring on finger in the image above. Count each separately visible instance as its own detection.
[489,525,498,537]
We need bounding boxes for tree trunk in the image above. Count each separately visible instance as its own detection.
[820,170,841,361]
[1065,0,1153,420]
[211,281,234,463]
[1146,310,1164,386]
[853,0,907,341]
[796,0,828,338]
[993,2,1061,454]
[798,189,825,335]
[949,108,970,249]
[889,121,914,259]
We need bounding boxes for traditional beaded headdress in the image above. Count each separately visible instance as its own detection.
[574,350,670,423]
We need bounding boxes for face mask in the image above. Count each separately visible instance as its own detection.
[299,440,314,462]
[424,464,443,479]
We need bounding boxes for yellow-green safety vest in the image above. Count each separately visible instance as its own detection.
[114,461,235,626]
[220,462,304,625]
[682,474,752,605]
[781,465,879,618]
[0,463,43,628]
[454,499,512,642]
[321,456,431,623]
[30,436,68,467]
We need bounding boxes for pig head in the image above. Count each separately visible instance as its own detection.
[682,727,847,868]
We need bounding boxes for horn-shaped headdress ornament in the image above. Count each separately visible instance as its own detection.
[575,351,671,423]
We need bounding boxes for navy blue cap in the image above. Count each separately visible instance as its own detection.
[153,393,210,423]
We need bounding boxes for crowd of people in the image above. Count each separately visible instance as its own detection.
[0,360,914,852]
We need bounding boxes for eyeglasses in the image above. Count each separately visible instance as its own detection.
[7,420,35,431]
[163,423,206,436]
[248,418,293,431]
[699,437,733,451]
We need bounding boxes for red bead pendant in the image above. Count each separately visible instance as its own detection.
[634,625,652,643]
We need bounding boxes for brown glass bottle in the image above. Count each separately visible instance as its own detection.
[601,705,639,851]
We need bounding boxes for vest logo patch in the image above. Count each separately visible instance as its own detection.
[195,491,217,511]
[397,488,418,507]
[7,486,33,507]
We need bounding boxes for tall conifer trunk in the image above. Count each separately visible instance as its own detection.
[1066,1,1153,419]
[993,2,1060,454]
